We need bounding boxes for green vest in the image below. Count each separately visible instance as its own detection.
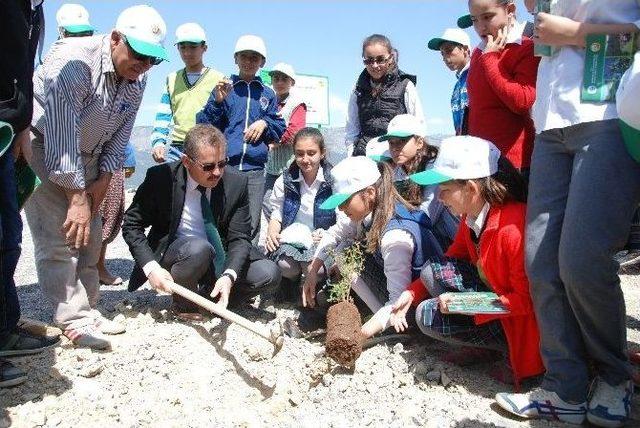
[167,67,223,143]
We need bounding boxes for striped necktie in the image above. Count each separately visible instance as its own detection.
[197,185,226,277]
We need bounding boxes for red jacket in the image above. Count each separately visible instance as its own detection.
[409,202,544,384]
[467,39,540,169]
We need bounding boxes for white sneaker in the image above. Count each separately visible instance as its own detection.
[64,325,111,350]
[94,316,126,335]
[587,377,633,427]
[495,388,587,424]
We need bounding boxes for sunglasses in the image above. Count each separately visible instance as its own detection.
[190,156,229,172]
[122,35,163,66]
[362,55,392,66]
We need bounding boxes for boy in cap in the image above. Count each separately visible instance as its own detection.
[151,23,224,163]
[197,35,286,240]
[56,3,94,38]
[25,5,167,350]
[428,28,471,135]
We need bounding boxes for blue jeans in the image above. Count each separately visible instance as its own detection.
[0,149,22,338]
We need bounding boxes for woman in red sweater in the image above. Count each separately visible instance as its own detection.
[390,136,544,387]
[466,0,540,178]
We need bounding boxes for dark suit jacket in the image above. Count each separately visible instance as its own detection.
[122,161,258,291]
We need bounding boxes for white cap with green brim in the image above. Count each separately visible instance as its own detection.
[428,28,471,50]
[115,5,169,61]
[175,23,206,44]
[234,35,267,59]
[56,3,94,34]
[379,114,427,142]
[617,51,640,162]
[366,137,392,162]
[410,136,500,186]
[0,120,14,158]
[269,62,297,83]
[320,156,381,210]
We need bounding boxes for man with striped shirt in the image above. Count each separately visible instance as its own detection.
[24,5,168,350]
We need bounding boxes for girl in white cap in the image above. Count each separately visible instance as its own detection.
[389,135,540,387]
[302,156,444,339]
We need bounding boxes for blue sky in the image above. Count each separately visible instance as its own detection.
[41,0,529,135]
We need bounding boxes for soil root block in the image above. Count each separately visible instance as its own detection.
[325,301,363,367]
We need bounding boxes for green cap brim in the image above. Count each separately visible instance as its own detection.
[63,24,94,34]
[379,131,414,141]
[620,119,640,163]
[409,170,453,186]
[0,121,15,158]
[127,36,169,61]
[175,38,205,45]
[427,38,445,51]
[320,193,352,210]
[368,154,392,163]
[457,14,473,29]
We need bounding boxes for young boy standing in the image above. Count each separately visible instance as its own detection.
[151,23,223,163]
[197,35,286,240]
[428,28,471,135]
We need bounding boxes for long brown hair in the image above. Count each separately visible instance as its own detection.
[365,162,414,253]
[400,136,439,206]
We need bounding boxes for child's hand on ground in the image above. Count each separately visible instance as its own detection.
[244,119,267,143]
[534,13,582,47]
[301,271,317,308]
[390,290,414,333]
[484,26,508,53]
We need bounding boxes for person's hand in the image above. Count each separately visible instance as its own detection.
[438,293,455,314]
[61,191,92,249]
[484,26,508,53]
[152,145,166,163]
[148,268,174,294]
[12,127,32,163]
[86,173,112,215]
[302,270,318,308]
[210,275,233,309]
[524,0,535,13]
[214,78,233,103]
[244,120,267,144]
[311,229,323,243]
[390,290,414,333]
[265,223,281,253]
[534,13,582,47]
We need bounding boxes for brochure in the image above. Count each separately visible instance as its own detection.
[533,0,557,57]
[445,292,509,315]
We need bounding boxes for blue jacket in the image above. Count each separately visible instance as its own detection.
[281,161,336,230]
[196,75,286,171]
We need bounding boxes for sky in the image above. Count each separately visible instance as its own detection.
[41,0,530,135]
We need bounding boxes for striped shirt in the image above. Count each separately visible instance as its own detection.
[32,35,146,189]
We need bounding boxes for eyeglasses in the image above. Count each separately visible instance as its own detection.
[362,55,392,66]
[190,156,229,172]
[122,35,163,66]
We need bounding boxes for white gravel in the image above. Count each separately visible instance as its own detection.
[2,211,640,427]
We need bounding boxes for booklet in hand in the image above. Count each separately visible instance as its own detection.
[533,0,558,57]
[446,292,510,315]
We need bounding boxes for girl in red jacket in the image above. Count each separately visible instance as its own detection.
[465,0,540,178]
[390,135,543,387]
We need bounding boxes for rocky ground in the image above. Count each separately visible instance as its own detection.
[3,210,640,427]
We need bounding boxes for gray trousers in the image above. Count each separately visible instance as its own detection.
[526,119,640,402]
[24,136,102,330]
[230,168,264,242]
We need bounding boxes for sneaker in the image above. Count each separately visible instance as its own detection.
[495,388,587,424]
[615,250,640,268]
[94,316,126,335]
[0,329,60,357]
[587,377,633,428]
[0,359,27,388]
[64,325,111,350]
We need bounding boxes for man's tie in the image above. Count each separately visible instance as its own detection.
[197,185,226,277]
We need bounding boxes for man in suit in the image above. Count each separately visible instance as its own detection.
[122,124,281,321]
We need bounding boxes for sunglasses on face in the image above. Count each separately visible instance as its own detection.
[122,35,163,66]
[190,156,229,172]
[362,55,391,66]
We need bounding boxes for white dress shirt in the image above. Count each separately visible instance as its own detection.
[269,166,326,229]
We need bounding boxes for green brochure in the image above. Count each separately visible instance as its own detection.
[446,292,509,315]
[582,33,637,103]
[15,157,40,210]
[533,0,557,57]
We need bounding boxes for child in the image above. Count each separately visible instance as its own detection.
[56,3,94,38]
[496,2,640,426]
[389,136,540,387]
[302,156,444,339]
[378,114,459,250]
[427,28,472,135]
[263,63,307,201]
[465,0,540,177]
[345,34,425,157]
[197,35,286,240]
[266,128,335,299]
[151,23,224,163]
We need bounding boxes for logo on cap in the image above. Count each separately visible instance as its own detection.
[152,24,161,35]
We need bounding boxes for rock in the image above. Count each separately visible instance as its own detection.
[113,314,126,324]
[80,363,104,378]
[22,392,41,402]
[321,374,332,387]
[392,343,404,354]
[425,370,441,382]
[440,371,452,387]
[412,361,431,376]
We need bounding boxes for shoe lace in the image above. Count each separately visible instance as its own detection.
[590,378,628,408]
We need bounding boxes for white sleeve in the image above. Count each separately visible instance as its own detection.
[313,211,358,262]
[404,81,426,129]
[268,175,286,223]
[344,89,361,154]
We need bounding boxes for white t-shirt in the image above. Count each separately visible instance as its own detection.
[269,166,326,230]
[533,0,640,133]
